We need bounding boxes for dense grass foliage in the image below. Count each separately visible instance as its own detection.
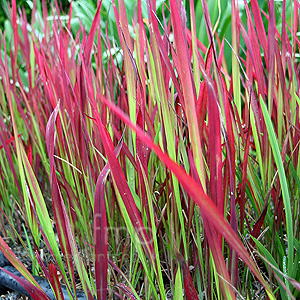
[0,0,300,299]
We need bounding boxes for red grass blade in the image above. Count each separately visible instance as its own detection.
[84,1,103,63]
[242,1,265,99]
[250,0,268,62]
[174,249,200,299]
[11,0,18,82]
[0,133,22,150]
[94,138,123,300]
[267,0,276,112]
[49,262,65,300]
[46,103,89,298]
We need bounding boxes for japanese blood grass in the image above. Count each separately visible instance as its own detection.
[0,0,300,299]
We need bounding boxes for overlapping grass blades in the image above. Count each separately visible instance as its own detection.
[0,0,300,299]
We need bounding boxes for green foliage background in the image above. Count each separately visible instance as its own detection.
[0,0,70,30]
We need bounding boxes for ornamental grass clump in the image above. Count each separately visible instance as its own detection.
[0,0,300,299]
